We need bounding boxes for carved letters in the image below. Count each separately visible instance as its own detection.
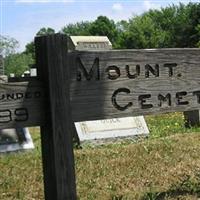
[76,57,178,81]
[111,90,200,111]
[1,49,199,127]
[76,56,198,112]
[0,108,28,123]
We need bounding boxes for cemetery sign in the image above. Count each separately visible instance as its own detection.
[0,34,199,200]
[69,48,200,120]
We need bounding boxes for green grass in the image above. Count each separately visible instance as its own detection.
[146,112,200,138]
[1,113,200,199]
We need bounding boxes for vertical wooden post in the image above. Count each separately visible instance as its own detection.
[184,110,200,127]
[35,34,77,200]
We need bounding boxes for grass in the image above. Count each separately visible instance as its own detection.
[1,113,200,199]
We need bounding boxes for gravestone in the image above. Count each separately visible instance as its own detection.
[69,36,112,51]
[75,116,149,141]
[69,36,149,142]
[0,128,34,153]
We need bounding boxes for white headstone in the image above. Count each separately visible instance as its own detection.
[30,68,37,77]
[75,116,149,141]
[69,36,112,51]
[9,73,15,77]
[23,70,30,77]
[0,128,34,153]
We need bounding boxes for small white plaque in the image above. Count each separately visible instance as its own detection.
[30,68,37,77]
[69,36,112,51]
[0,128,34,153]
[75,116,149,141]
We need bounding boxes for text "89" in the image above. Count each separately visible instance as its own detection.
[0,108,29,123]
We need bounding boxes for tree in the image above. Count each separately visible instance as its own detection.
[24,27,55,59]
[139,2,200,48]
[114,20,129,48]
[0,35,19,57]
[0,35,34,76]
[120,15,170,49]
[61,21,91,36]
[36,27,55,36]
[119,2,200,49]
[24,42,35,58]
[0,35,21,75]
[196,24,200,47]
[4,53,34,76]
[88,16,118,46]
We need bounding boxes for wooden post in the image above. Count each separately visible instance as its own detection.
[184,110,200,127]
[35,34,77,200]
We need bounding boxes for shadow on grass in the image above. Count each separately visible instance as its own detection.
[142,178,200,200]
[142,189,200,200]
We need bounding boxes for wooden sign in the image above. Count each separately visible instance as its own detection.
[69,49,200,121]
[1,48,200,129]
[0,80,45,129]
[0,34,199,200]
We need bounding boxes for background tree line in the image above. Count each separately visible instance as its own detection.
[1,2,200,76]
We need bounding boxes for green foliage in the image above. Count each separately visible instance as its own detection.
[60,3,200,49]
[4,53,34,76]
[24,41,35,59]
[120,15,170,49]
[150,3,200,48]
[61,16,120,47]
[119,2,200,49]
[61,21,91,36]
[24,27,55,60]
[196,24,200,47]
[0,35,30,76]
[36,27,55,36]
[0,35,19,57]
[88,16,119,45]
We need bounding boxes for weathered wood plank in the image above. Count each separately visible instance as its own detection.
[0,80,45,129]
[68,49,200,121]
[35,34,77,200]
[0,48,200,129]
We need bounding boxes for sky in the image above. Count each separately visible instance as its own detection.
[1,0,199,52]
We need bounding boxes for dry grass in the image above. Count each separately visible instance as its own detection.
[76,133,200,199]
[0,127,43,200]
[0,113,200,199]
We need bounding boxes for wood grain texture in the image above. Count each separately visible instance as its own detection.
[68,49,200,121]
[35,34,77,200]
[0,48,200,129]
[0,80,45,129]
